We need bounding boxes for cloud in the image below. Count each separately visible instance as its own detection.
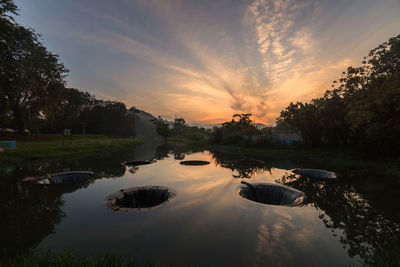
[247,0,316,82]
[41,0,381,124]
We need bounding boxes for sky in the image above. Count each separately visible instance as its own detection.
[14,0,400,125]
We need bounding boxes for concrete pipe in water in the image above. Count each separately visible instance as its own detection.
[239,181,305,207]
[180,160,210,166]
[121,160,154,166]
[105,186,176,211]
[22,171,94,184]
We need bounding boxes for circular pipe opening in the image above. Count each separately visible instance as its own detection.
[122,160,154,166]
[23,171,94,184]
[239,181,305,206]
[105,186,176,211]
[180,160,210,166]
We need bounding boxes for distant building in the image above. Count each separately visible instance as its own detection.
[269,133,302,145]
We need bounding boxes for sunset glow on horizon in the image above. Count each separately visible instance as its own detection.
[15,0,400,124]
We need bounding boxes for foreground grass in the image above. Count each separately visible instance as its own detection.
[2,244,398,267]
[366,239,400,267]
[0,251,155,267]
[0,134,142,168]
[169,138,400,179]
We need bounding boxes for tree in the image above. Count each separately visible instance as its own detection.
[51,88,96,133]
[81,100,135,137]
[0,0,17,20]
[154,117,171,140]
[278,102,322,146]
[173,118,186,127]
[344,35,400,153]
[315,91,349,145]
[277,34,400,153]
[233,113,253,126]
[210,113,261,145]
[0,1,68,131]
[0,0,16,126]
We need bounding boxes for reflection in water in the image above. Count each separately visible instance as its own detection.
[291,168,337,179]
[211,151,272,179]
[127,166,139,174]
[0,178,65,258]
[277,173,400,262]
[0,148,143,258]
[1,141,399,266]
[155,141,204,161]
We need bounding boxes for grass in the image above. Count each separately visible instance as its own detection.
[168,138,400,179]
[0,251,155,267]
[0,134,142,168]
[366,239,400,267]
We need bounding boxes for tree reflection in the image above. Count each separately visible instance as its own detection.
[277,173,400,263]
[155,142,204,161]
[210,151,272,178]
[0,149,139,258]
[0,176,65,258]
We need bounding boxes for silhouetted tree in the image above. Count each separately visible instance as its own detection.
[278,102,322,146]
[81,100,135,137]
[0,0,68,131]
[43,88,96,133]
[0,0,17,20]
[154,116,171,139]
[277,34,400,154]
[210,113,261,145]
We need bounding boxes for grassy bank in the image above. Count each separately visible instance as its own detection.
[2,247,397,267]
[0,134,142,168]
[168,138,400,179]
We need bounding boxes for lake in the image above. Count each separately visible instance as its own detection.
[1,141,399,266]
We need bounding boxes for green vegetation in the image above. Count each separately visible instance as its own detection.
[208,113,272,147]
[277,35,400,155]
[0,134,142,167]
[154,117,211,143]
[155,114,273,147]
[0,251,154,267]
[366,238,400,267]
[0,1,135,136]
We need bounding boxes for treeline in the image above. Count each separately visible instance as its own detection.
[156,34,400,155]
[0,0,135,136]
[154,117,211,143]
[277,34,400,154]
[154,113,274,147]
[208,113,272,147]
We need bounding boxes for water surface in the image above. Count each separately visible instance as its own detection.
[1,142,399,266]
